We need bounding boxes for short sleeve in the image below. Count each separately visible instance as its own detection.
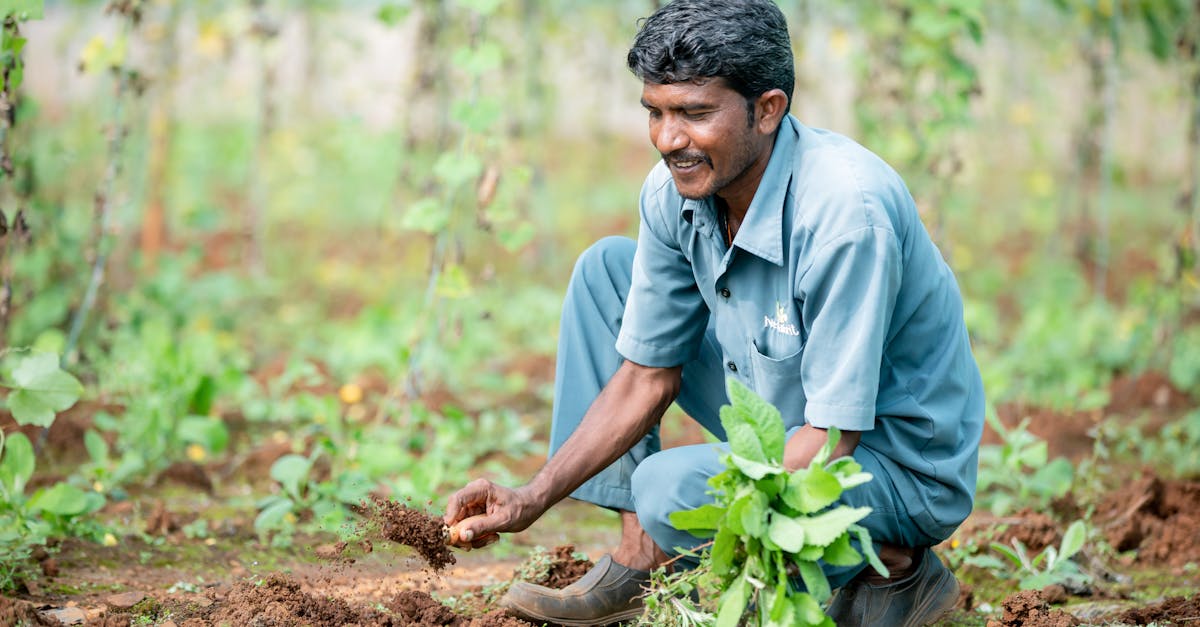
[797,226,902,431]
[615,177,708,367]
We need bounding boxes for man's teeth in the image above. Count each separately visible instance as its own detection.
[674,159,701,168]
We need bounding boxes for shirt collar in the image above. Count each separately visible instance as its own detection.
[679,115,799,267]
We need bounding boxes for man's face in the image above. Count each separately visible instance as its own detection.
[640,78,768,201]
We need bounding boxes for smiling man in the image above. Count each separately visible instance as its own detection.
[442,1,984,625]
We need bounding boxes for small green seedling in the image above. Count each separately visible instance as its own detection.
[978,519,1091,590]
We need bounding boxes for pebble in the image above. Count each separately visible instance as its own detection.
[43,607,87,625]
[107,591,148,609]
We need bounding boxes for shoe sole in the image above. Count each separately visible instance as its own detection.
[505,605,645,626]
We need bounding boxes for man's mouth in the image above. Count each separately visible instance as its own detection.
[665,152,710,173]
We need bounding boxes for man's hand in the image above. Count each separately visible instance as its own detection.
[443,479,544,550]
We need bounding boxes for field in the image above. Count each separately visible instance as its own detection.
[2,1,1200,625]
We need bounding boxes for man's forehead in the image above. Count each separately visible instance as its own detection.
[640,78,738,104]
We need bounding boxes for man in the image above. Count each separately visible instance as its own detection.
[443,1,984,625]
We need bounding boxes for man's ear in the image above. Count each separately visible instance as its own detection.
[754,89,789,135]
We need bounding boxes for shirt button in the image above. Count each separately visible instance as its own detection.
[727,361,738,372]
[719,287,731,298]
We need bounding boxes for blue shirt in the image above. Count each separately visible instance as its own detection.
[615,115,984,536]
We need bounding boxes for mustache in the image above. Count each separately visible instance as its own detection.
[661,150,712,167]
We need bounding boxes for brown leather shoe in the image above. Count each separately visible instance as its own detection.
[826,547,959,627]
[499,554,650,626]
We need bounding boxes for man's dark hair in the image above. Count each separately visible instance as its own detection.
[626,0,795,124]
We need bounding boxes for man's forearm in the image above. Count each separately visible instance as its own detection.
[783,423,861,471]
[523,360,682,511]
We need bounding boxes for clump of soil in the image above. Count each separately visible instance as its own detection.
[0,595,61,626]
[994,509,1062,554]
[530,545,593,589]
[1096,475,1200,568]
[1114,594,1200,625]
[369,497,456,571]
[209,574,387,626]
[988,589,1080,627]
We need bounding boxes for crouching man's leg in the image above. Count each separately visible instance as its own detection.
[632,438,962,627]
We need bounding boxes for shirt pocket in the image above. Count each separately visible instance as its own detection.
[748,340,807,428]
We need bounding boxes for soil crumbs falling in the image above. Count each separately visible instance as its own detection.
[370,497,456,571]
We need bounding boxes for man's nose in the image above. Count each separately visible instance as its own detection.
[653,117,688,154]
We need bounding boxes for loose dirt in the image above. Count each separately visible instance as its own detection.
[369,497,456,571]
[0,595,60,626]
[993,508,1062,554]
[1113,594,1200,625]
[989,589,1081,627]
[1096,475,1200,568]
[529,544,592,589]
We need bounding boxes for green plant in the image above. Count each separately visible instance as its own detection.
[973,519,1091,590]
[253,450,370,547]
[976,406,1074,515]
[639,379,884,627]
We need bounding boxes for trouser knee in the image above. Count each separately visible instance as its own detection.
[567,236,636,303]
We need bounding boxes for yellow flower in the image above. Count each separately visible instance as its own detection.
[93,481,105,493]
[284,513,298,525]
[339,383,364,405]
[186,444,207,462]
[103,533,118,547]
[951,538,961,549]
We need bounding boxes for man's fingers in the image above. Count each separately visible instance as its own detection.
[445,479,493,524]
[470,532,500,549]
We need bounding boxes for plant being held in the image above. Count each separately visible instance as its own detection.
[639,379,886,627]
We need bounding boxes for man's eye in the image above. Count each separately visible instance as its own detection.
[684,111,709,120]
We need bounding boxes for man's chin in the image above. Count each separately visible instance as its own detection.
[671,179,715,201]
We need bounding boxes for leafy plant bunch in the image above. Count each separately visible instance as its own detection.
[641,379,887,627]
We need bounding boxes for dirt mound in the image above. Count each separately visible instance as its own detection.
[1096,475,1200,567]
[210,574,386,626]
[989,589,1080,627]
[370,497,456,571]
[994,509,1062,554]
[530,545,593,589]
[0,595,61,626]
[1114,594,1200,625]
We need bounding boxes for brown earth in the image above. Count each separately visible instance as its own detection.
[1113,594,1200,625]
[993,508,1062,554]
[988,589,1081,627]
[1095,475,1200,568]
[369,498,456,571]
[530,545,592,589]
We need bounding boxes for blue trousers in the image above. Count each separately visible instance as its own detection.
[549,237,940,588]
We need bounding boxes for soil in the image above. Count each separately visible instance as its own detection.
[369,498,456,571]
[0,595,60,626]
[993,508,1062,554]
[1095,475,1200,568]
[989,589,1081,627]
[1113,594,1200,625]
[531,545,592,589]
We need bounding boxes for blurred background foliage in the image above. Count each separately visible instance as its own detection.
[0,0,1198,571]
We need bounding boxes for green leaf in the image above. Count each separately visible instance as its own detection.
[850,524,889,578]
[374,2,410,27]
[188,375,217,415]
[797,560,831,603]
[27,482,90,516]
[782,466,842,514]
[1058,520,1086,561]
[670,503,725,536]
[178,415,230,453]
[792,591,826,624]
[725,378,785,461]
[723,416,767,464]
[821,532,863,566]
[797,506,871,547]
[401,197,450,234]
[84,430,108,466]
[270,454,311,501]
[0,431,35,497]
[729,453,779,479]
[767,511,806,552]
[433,151,484,189]
[811,427,841,467]
[711,527,737,576]
[741,491,769,538]
[6,352,84,427]
[716,573,749,627]
[255,498,294,535]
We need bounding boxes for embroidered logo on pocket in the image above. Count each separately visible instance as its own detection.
[764,301,801,337]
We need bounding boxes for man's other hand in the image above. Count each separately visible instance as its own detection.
[443,478,543,550]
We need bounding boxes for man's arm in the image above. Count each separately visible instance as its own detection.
[783,424,861,471]
[444,360,681,547]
